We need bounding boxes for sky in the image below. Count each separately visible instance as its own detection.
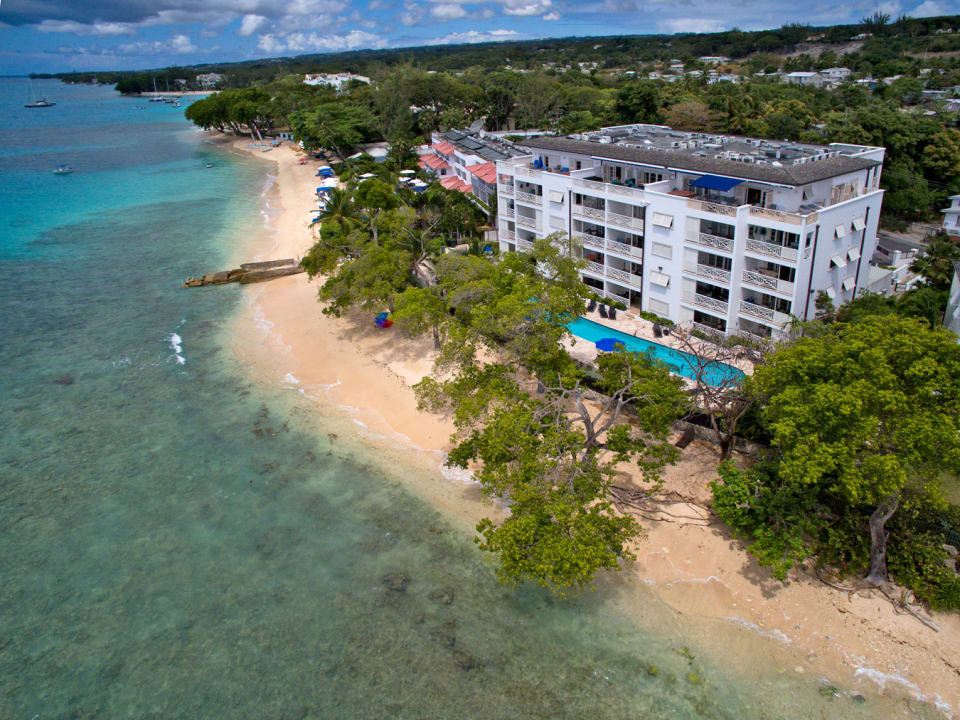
[1,0,958,75]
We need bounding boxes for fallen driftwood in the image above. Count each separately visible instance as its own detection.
[184,258,303,287]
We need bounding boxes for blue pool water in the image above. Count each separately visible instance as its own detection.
[567,317,745,386]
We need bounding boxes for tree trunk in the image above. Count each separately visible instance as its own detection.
[432,324,440,351]
[864,493,901,587]
[719,433,733,461]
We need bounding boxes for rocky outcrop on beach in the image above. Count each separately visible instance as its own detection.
[184,258,303,287]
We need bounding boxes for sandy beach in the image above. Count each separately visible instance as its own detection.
[218,133,960,716]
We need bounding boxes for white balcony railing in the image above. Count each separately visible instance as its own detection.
[516,215,538,230]
[736,328,773,344]
[499,207,514,218]
[516,191,542,205]
[692,321,725,339]
[500,229,515,241]
[749,205,814,225]
[685,230,734,252]
[584,260,606,275]
[606,267,631,283]
[742,270,795,295]
[605,289,630,304]
[745,238,798,262]
[605,240,643,260]
[684,292,729,314]
[573,205,604,221]
[607,184,645,202]
[687,198,738,217]
[683,263,731,284]
[498,183,514,194]
[517,239,534,251]
[739,300,791,327]
[573,178,607,193]
[573,232,605,250]
[606,211,644,232]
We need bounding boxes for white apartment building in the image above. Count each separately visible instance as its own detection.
[783,71,824,87]
[303,73,371,90]
[495,124,885,342]
[942,194,960,237]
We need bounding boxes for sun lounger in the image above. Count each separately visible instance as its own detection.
[653,324,663,338]
[587,299,597,313]
[599,304,608,319]
[609,307,617,320]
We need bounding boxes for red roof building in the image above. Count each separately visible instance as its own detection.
[433,141,456,156]
[466,162,497,185]
[419,154,451,172]
[439,176,472,193]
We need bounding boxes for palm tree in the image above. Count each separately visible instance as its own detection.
[318,188,360,229]
[910,233,960,290]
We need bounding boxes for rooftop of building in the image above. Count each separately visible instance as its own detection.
[436,129,527,163]
[520,125,882,187]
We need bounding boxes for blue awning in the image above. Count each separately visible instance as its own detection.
[689,175,744,192]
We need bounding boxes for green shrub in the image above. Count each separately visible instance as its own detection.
[638,310,674,327]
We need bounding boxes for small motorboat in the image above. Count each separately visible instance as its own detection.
[205,163,213,168]
[53,164,73,175]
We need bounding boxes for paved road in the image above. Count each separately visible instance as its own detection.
[876,230,928,255]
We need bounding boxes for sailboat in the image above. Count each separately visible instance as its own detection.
[150,77,165,102]
[53,164,73,175]
[25,77,55,108]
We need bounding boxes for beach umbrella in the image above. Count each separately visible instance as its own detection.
[595,338,625,352]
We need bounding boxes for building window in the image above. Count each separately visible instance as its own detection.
[576,161,582,170]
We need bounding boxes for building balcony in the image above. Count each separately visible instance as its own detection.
[573,204,604,221]
[683,292,729,314]
[691,321,725,339]
[686,197,739,218]
[516,191,543,206]
[684,229,734,253]
[583,259,606,275]
[682,262,731,284]
[605,239,643,260]
[499,206,514,218]
[573,231,605,250]
[742,269,795,295]
[744,238,798,262]
[605,211,644,232]
[739,300,791,327]
[748,205,818,225]
[517,239,534,251]
[498,182,514,194]
[516,215,539,230]
[572,177,645,204]
[500,229,515,241]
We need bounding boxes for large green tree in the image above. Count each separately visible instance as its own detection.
[749,315,960,587]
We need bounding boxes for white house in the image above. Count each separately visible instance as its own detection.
[821,67,851,81]
[699,56,729,65]
[784,71,824,87]
[496,125,885,341]
[303,73,370,91]
[195,73,223,89]
[942,194,960,237]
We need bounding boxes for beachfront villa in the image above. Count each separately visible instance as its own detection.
[496,124,885,342]
[303,73,371,91]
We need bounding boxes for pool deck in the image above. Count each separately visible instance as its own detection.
[564,310,755,378]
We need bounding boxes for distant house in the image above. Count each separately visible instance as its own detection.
[698,56,729,65]
[821,67,851,81]
[669,62,685,72]
[196,73,223,89]
[922,89,948,102]
[303,73,370,91]
[852,32,872,40]
[784,71,824,87]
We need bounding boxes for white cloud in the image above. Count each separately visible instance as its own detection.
[431,3,469,18]
[426,28,520,44]
[36,20,136,36]
[543,11,561,19]
[472,7,496,18]
[115,33,198,56]
[401,2,426,25]
[657,18,726,33]
[257,29,387,53]
[910,0,952,16]
[502,0,553,16]
[238,14,269,36]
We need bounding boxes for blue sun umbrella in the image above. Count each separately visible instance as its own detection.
[595,338,625,352]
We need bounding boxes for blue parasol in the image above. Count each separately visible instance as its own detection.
[595,338,625,352]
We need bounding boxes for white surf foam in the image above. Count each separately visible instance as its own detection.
[723,617,791,645]
[854,667,952,716]
[169,332,186,365]
[283,373,300,386]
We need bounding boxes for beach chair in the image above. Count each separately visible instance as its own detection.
[587,299,597,313]
[599,304,608,319]
[653,324,663,338]
[609,307,617,320]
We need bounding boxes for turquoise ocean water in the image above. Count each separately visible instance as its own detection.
[0,78,939,719]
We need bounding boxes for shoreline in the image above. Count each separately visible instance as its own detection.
[212,131,960,717]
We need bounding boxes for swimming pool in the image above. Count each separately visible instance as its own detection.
[566,317,745,387]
